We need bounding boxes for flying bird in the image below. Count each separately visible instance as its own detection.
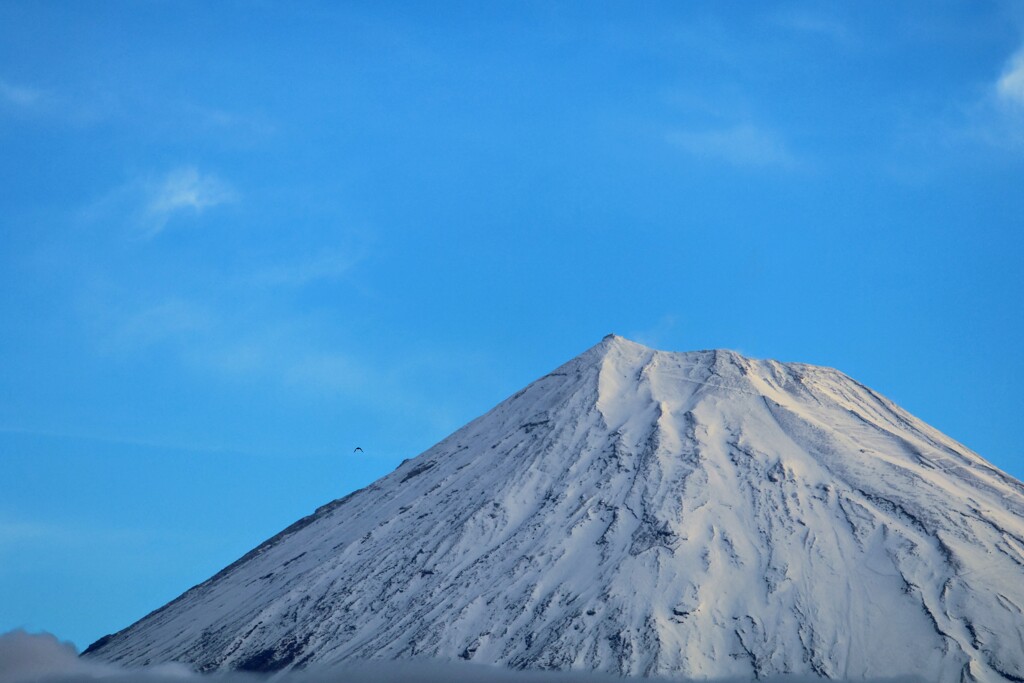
[353,447,363,453]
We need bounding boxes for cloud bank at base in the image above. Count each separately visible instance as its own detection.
[0,631,931,683]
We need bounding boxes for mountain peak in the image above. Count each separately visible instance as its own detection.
[85,338,1024,681]
[596,333,651,353]
[600,332,641,344]
[595,334,753,367]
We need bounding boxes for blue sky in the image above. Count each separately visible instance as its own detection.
[1,1,1022,651]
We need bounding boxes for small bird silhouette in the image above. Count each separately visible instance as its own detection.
[353,447,363,453]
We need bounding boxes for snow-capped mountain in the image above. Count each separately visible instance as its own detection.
[84,336,1024,682]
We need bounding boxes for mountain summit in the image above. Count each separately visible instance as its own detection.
[85,336,1024,681]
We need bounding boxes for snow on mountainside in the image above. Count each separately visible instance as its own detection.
[84,336,1024,682]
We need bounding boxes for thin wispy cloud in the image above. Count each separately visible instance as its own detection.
[92,296,370,399]
[281,351,369,394]
[0,520,66,546]
[254,248,362,287]
[772,10,852,44]
[0,79,43,107]
[996,46,1024,108]
[668,124,798,169]
[140,167,236,238]
[108,299,213,350]
[0,78,126,127]
[202,330,376,400]
[184,103,277,137]
[0,517,144,549]
[81,167,237,239]
[0,424,272,460]
[84,288,477,437]
[629,314,679,350]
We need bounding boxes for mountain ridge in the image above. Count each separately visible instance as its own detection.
[84,336,1024,682]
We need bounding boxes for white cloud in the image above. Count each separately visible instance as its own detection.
[140,167,236,238]
[941,43,1024,153]
[996,47,1024,108]
[668,124,798,169]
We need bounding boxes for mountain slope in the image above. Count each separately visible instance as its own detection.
[84,336,1024,682]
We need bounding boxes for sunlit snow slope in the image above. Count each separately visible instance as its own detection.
[85,336,1024,682]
